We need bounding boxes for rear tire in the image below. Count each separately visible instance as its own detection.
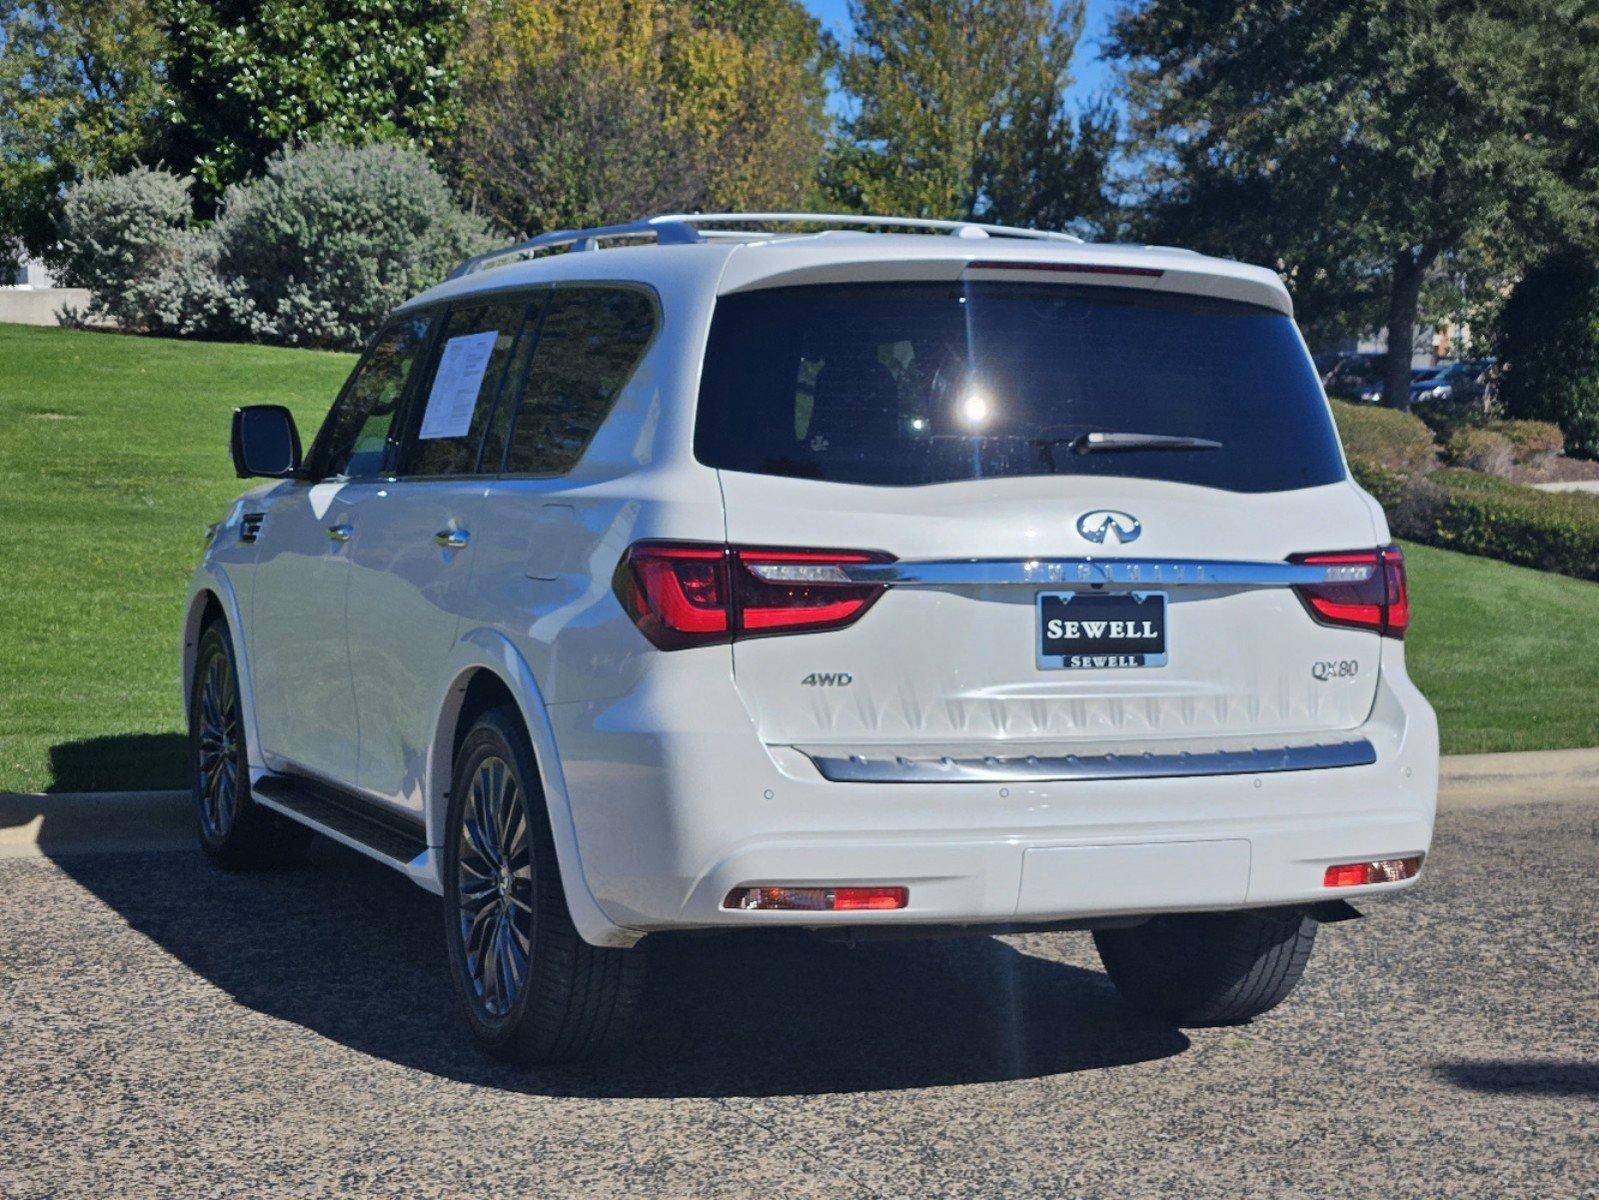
[188,620,308,869]
[442,705,645,1065]
[1093,907,1317,1025]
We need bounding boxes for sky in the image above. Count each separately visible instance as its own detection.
[798,0,1123,112]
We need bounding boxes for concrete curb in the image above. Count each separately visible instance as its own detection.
[2,747,1596,859]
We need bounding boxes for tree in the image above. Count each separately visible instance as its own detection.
[1112,0,1599,408]
[451,0,828,236]
[1498,249,1599,458]
[158,0,468,206]
[0,0,169,256]
[825,0,1114,232]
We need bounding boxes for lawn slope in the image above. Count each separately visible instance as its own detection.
[0,325,353,791]
[0,325,1594,791]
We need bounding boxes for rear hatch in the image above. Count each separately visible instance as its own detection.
[693,273,1386,757]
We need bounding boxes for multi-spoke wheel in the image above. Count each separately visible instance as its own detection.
[455,755,534,1018]
[442,704,645,1064]
[188,620,306,869]
[195,645,240,842]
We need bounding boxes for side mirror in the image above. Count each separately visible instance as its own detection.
[231,405,302,478]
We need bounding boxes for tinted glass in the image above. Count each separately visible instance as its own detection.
[400,299,528,476]
[315,315,432,478]
[696,282,1345,492]
[503,287,656,475]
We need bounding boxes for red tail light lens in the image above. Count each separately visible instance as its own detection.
[1323,855,1422,888]
[724,885,909,911]
[1289,545,1408,639]
[616,542,892,649]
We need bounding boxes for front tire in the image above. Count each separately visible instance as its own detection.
[188,620,307,869]
[1093,907,1318,1025]
[442,705,644,1065]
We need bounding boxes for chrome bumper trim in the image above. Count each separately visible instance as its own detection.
[835,557,1372,589]
[803,738,1379,784]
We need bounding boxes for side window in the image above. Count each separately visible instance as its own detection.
[399,298,529,477]
[502,287,656,475]
[314,315,432,479]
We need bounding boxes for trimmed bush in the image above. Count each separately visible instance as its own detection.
[54,166,199,331]
[1385,469,1599,582]
[52,143,493,350]
[1490,419,1564,464]
[213,141,493,350]
[1328,398,1436,475]
[1443,426,1514,476]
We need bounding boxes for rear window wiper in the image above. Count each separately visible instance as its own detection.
[1030,430,1224,469]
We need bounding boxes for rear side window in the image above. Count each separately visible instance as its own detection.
[694,282,1346,493]
[399,298,528,477]
[502,286,656,475]
[313,314,432,478]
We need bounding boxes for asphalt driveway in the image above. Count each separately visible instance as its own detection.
[0,797,1594,1198]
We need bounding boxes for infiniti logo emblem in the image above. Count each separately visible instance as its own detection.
[1076,509,1142,545]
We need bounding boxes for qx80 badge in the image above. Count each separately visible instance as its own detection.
[1076,509,1142,545]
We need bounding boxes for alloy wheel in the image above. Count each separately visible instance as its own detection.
[195,649,240,841]
[456,755,534,1018]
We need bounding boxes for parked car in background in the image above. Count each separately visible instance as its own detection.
[188,212,1438,1065]
[1410,359,1494,406]
[1322,352,1385,401]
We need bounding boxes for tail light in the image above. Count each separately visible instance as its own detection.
[1289,545,1409,639]
[615,542,893,649]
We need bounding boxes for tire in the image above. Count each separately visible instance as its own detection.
[442,705,645,1065]
[1093,907,1318,1026]
[188,620,308,869]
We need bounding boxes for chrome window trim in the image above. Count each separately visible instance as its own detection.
[803,737,1378,784]
[831,557,1373,589]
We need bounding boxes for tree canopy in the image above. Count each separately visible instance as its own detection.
[1112,0,1599,406]
[826,0,1113,231]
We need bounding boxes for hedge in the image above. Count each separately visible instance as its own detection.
[1384,469,1599,582]
[1328,399,1436,475]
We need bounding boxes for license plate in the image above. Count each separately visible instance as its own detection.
[1037,591,1168,670]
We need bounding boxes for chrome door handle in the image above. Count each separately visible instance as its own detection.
[434,528,470,549]
[327,523,353,542]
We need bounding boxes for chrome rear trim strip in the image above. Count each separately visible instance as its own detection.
[804,738,1378,784]
[834,557,1372,589]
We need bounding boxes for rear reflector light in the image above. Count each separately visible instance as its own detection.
[615,542,893,649]
[1289,545,1409,639]
[1323,856,1423,888]
[724,885,909,911]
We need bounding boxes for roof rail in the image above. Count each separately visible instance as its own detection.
[447,212,1083,279]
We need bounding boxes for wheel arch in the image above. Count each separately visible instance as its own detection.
[182,575,264,769]
[426,631,640,948]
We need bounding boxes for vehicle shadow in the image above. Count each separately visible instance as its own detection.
[1435,1061,1599,1099]
[46,732,186,792]
[47,841,1190,1098]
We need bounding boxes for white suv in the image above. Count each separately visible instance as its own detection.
[186,213,1438,1063]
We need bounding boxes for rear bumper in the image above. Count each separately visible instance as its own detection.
[548,647,1438,937]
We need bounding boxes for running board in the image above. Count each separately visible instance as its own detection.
[802,737,1378,784]
[252,773,428,866]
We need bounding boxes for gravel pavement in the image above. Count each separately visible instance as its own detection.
[1,798,1594,1198]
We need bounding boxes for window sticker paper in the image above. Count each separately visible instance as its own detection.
[418,331,499,440]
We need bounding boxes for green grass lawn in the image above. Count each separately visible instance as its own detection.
[0,324,1595,792]
[0,324,353,792]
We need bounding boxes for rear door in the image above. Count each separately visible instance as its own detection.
[344,296,535,815]
[695,277,1384,753]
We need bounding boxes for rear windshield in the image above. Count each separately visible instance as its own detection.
[694,281,1346,492]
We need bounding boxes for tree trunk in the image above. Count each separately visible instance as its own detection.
[1381,249,1433,409]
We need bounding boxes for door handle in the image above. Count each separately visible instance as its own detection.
[327,523,353,542]
[434,528,470,549]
